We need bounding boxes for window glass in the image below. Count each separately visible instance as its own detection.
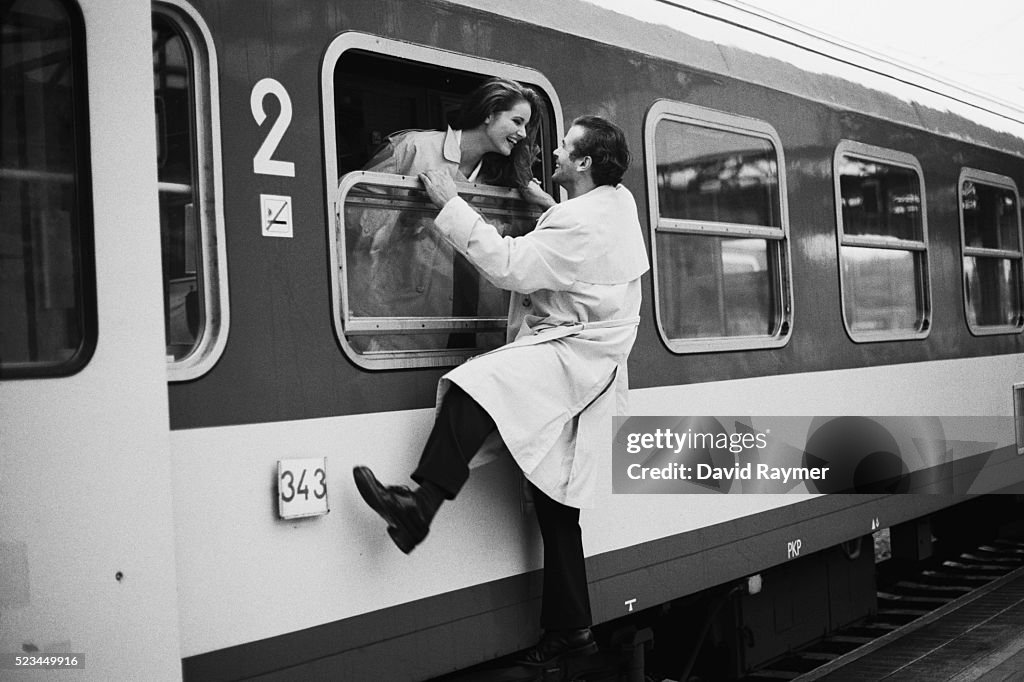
[834,142,930,341]
[963,181,1019,251]
[0,0,94,378]
[327,41,557,369]
[655,121,780,227]
[646,101,792,352]
[965,257,1021,327]
[153,5,227,380]
[341,176,536,354]
[154,13,201,361]
[960,171,1023,333]
[838,159,923,241]
[840,246,925,333]
[655,234,779,338]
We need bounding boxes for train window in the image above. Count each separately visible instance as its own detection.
[644,101,793,353]
[322,33,562,369]
[958,169,1023,335]
[0,0,95,379]
[153,3,228,381]
[834,141,930,342]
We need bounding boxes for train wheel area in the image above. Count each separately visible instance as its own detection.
[426,496,1024,682]
[785,543,1024,678]
[431,628,654,682]
[734,496,1024,681]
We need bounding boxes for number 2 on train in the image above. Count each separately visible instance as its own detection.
[251,78,295,177]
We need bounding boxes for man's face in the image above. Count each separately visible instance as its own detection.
[551,124,586,187]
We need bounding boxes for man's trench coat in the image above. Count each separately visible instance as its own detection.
[431,183,650,508]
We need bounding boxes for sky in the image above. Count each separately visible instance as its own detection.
[732,0,1024,110]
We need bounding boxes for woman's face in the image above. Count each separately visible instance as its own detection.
[484,100,532,156]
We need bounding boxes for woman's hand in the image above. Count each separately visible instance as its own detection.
[419,170,459,209]
[519,179,556,209]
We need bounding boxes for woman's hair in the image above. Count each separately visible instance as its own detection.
[455,77,543,188]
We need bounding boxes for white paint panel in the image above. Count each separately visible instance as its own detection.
[171,409,539,656]
[0,3,181,680]
[171,354,1023,656]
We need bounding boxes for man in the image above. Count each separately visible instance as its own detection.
[352,116,649,666]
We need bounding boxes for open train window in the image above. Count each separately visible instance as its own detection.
[834,141,930,342]
[0,0,95,379]
[958,169,1023,335]
[644,101,793,354]
[153,2,228,381]
[322,33,561,370]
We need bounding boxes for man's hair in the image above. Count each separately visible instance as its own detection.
[570,115,630,186]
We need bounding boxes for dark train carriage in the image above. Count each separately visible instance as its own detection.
[3,1,1024,680]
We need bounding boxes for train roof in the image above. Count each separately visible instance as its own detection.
[451,0,1024,157]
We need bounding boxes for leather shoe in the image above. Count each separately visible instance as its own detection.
[515,628,598,666]
[352,466,430,554]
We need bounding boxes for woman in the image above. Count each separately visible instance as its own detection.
[365,77,542,187]
[346,78,545,353]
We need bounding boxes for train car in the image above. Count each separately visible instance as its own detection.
[3,0,1024,680]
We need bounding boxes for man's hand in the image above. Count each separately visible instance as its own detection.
[420,170,459,209]
[520,179,556,209]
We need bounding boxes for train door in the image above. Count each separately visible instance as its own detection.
[0,1,182,679]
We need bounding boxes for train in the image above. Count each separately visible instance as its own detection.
[4,0,1024,679]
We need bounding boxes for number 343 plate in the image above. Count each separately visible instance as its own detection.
[277,458,329,519]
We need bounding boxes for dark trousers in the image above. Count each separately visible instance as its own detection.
[412,384,593,630]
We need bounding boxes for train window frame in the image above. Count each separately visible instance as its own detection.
[0,0,96,380]
[833,140,932,343]
[958,168,1024,336]
[321,32,564,370]
[1015,383,1024,456]
[644,99,794,354]
[153,0,229,382]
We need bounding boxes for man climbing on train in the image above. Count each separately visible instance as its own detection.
[352,115,649,666]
